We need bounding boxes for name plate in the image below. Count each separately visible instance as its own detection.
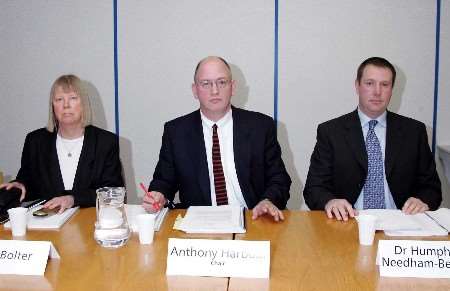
[377,240,450,278]
[166,238,270,278]
[0,240,60,275]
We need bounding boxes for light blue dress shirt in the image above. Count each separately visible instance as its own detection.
[354,109,397,210]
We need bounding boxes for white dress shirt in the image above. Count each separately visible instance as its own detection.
[56,134,84,190]
[201,109,248,208]
[354,109,397,209]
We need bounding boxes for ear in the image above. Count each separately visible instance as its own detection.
[192,83,199,100]
[231,79,237,96]
[354,79,360,95]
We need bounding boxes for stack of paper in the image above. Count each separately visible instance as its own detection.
[426,208,450,232]
[358,209,448,236]
[177,205,246,234]
[4,206,79,230]
[125,204,168,232]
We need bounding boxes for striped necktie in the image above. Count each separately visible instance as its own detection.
[212,124,228,205]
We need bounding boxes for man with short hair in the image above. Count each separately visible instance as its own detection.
[304,57,441,221]
[143,56,291,221]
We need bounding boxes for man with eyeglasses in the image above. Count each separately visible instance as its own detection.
[143,56,291,221]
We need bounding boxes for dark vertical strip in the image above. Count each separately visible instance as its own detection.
[274,0,279,125]
[432,0,441,155]
[114,0,120,136]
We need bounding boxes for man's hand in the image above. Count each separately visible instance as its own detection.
[142,191,167,213]
[402,197,429,215]
[324,199,357,221]
[252,199,284,222]
[43,195,75,214]
[0,182,26,201]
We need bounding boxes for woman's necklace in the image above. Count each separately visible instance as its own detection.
[59,136,83,157]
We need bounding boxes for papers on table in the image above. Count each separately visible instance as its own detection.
[177,205,246,234]
[125,204,168,232]
[358,209,449,236]
[426,208,450,232]
[4,206,79,230]
[1,199,46,224]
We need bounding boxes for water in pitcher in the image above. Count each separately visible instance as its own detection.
[94,187,130,248]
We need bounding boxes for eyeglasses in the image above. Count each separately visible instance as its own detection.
[196,78,231,90]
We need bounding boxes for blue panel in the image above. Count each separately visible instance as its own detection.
[432,0,441,155]
[114,0,120,136]
[274,0,279,125]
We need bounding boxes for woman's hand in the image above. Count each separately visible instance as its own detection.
[43,195,75,214]
[0,182,26,201]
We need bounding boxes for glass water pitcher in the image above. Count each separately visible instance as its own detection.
[94,187,130,248]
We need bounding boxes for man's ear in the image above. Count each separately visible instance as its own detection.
[231,79,237,96]
[354,79,360,95]
[192,83,199,100]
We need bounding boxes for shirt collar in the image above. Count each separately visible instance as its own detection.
[357,108,387,128]
[201,108,233,129]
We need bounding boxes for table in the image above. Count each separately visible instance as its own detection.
[229,211,450,291]
[0,209,230,291]
[1,209,450,290]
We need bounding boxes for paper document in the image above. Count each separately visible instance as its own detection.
[4,206,79,230]
[358,209,448,236]
[125,204,168,232]
[425,208,450,232]
[178,205,246,234]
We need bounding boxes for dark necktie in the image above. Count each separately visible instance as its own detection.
[212,124,228,205]
[363,120,385,209]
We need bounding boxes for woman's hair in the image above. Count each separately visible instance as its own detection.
[46,74,92,132]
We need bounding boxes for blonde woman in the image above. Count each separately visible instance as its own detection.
[0,75,123,212]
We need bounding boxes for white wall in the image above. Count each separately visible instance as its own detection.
[1,1,448,208]
[0,0,116,180]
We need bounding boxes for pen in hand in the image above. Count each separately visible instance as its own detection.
[139,182,160,211]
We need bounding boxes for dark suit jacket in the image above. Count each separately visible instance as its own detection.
[15,125,124,207]
[149,107,291,209]
[303,110,441,210]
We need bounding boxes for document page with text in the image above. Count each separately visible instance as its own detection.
[179,205,245,234]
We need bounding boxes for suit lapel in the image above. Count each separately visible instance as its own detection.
[343,110,368,172]
[49,131,65,192]
[385,112,403,177]
[72,126,94,192]
[232,108,251,193]
[188,111,211,204]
